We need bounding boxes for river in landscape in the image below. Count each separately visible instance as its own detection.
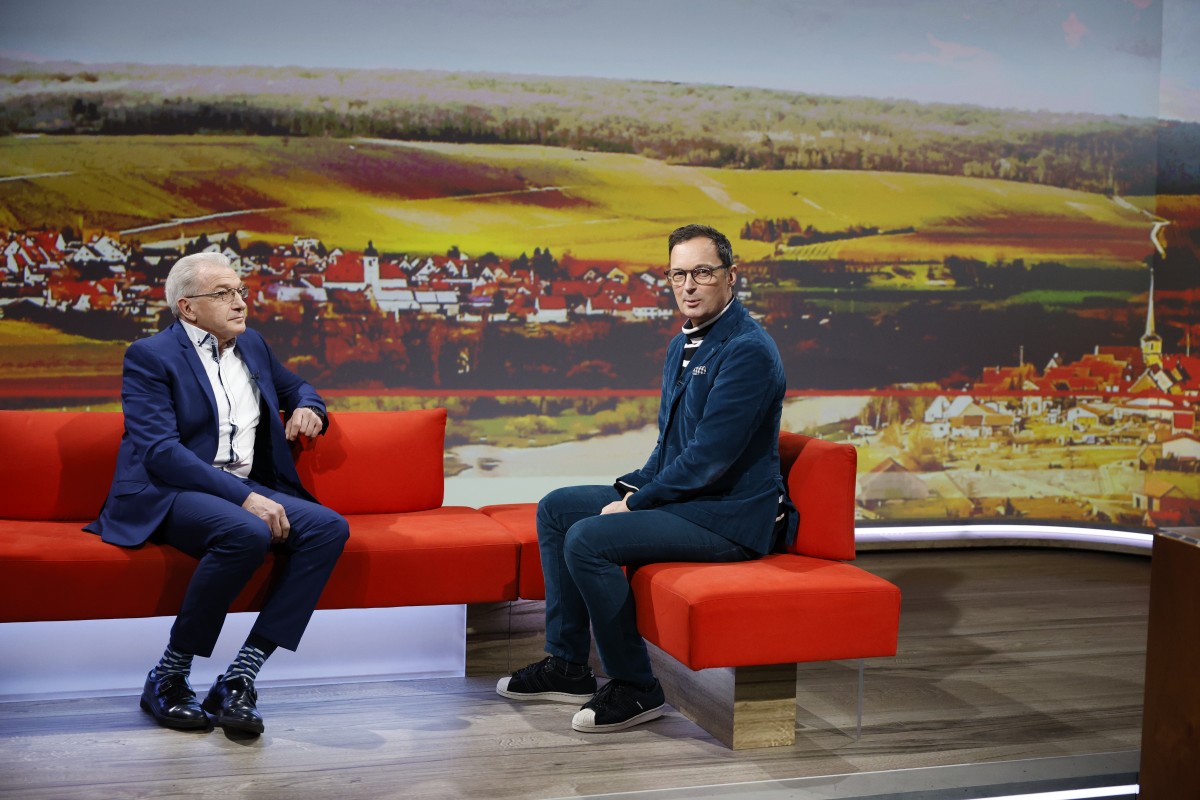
[443,396,867,506]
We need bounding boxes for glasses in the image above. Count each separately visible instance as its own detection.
[186,286,249,304]
[664,265,729,286]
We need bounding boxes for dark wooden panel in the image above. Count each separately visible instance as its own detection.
[1139,533,1200,799]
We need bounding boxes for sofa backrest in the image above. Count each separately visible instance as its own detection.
[294,408,447,514]
[778,431,857,561]
[0,410,125,521]
[0,407,448,521]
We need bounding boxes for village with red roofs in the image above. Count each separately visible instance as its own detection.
[4,225,1198,527]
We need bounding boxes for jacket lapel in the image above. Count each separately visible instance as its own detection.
[677,301,741,389]
[172,322,219,422]
[662,301,744,431]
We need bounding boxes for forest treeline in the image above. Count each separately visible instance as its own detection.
[741,218,915,245]
[3,61,1197,194]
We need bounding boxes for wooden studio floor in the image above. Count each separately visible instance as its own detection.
[0,548,1150,800]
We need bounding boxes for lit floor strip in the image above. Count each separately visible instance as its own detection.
[984,784,1138,800]
[856,524,1153,550]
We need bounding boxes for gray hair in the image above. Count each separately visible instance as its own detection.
[165,252,233,318]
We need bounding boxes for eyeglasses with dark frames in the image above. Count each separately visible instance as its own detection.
[185,286,250,304]
[664,265,729,286]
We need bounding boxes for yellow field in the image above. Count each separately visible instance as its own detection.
[0,135,1153,269]
[0,320,126,377]
[0,318,117,347]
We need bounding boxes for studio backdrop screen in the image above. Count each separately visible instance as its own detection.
[1,0,1198,529]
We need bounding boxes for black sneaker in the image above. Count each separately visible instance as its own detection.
[496,656,597,703]
[572,678,665,733]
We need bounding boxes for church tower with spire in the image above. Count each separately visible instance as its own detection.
[1141,268,1163,368]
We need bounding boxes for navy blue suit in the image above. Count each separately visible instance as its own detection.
[536,299,794,685]
[87,322,348,656]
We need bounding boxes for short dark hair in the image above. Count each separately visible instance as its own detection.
[668,224,734,268]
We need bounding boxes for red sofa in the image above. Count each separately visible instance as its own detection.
[481,432,901,749]
[0,409,522,622]
[1,409,899,749]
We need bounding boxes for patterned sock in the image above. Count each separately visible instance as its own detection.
[226,637,277,682]
[153,644,194,679]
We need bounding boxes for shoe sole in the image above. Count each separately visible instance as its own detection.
[496,679,594,704]
[213,714,265,734]
[496,687,595,704]
[140,697,209,730]
[201,700,265,734]
[571,703,665,733]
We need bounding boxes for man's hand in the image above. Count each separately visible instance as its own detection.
[242,492,291,543]
[285,407,323,441]
[600,495,631,515]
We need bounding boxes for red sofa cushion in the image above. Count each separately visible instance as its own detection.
[479,503,544,600]
[632,554,900,670]
[0,506,521,622]
[295,409,447,514]
[780,432,857,561]
[318,507,520,608]
[0,411,124,521]
[0,518,282,622]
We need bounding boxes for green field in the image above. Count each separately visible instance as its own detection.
[0,135,1154,270]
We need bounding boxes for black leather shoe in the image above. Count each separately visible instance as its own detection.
[140,670,208,730]
[202,674,264,734]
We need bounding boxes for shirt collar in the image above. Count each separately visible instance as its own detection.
[681,297,735,338]
[181,319,234,360]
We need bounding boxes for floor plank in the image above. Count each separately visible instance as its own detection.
[0,548,1150,800]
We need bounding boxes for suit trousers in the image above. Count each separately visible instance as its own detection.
[159,479,349,657]
[536,484,753,687]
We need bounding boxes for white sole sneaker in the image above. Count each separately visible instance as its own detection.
[571,703,665,732]
[495,677,594,704]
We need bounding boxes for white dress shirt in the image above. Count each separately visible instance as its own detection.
[181,320,262,479]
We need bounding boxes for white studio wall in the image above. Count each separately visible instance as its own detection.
[0,605,465,701]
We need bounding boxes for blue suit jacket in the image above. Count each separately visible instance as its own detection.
[86,322,325,547]
[617,299,796,555]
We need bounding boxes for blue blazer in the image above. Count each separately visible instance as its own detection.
[86,322,325,547]
[617,299,796,555]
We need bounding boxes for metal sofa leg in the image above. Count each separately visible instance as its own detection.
[856,657,864,741]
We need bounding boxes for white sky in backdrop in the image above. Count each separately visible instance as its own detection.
[0,0,1196,121]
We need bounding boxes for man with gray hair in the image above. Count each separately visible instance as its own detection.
[87,251,348,735]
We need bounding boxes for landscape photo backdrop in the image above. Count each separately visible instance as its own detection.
[2,0,1198,528]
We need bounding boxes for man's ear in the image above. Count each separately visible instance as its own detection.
[177,299,195,322]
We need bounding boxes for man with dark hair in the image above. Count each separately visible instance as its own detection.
[87,252,349,735]
[497,224,794,733]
